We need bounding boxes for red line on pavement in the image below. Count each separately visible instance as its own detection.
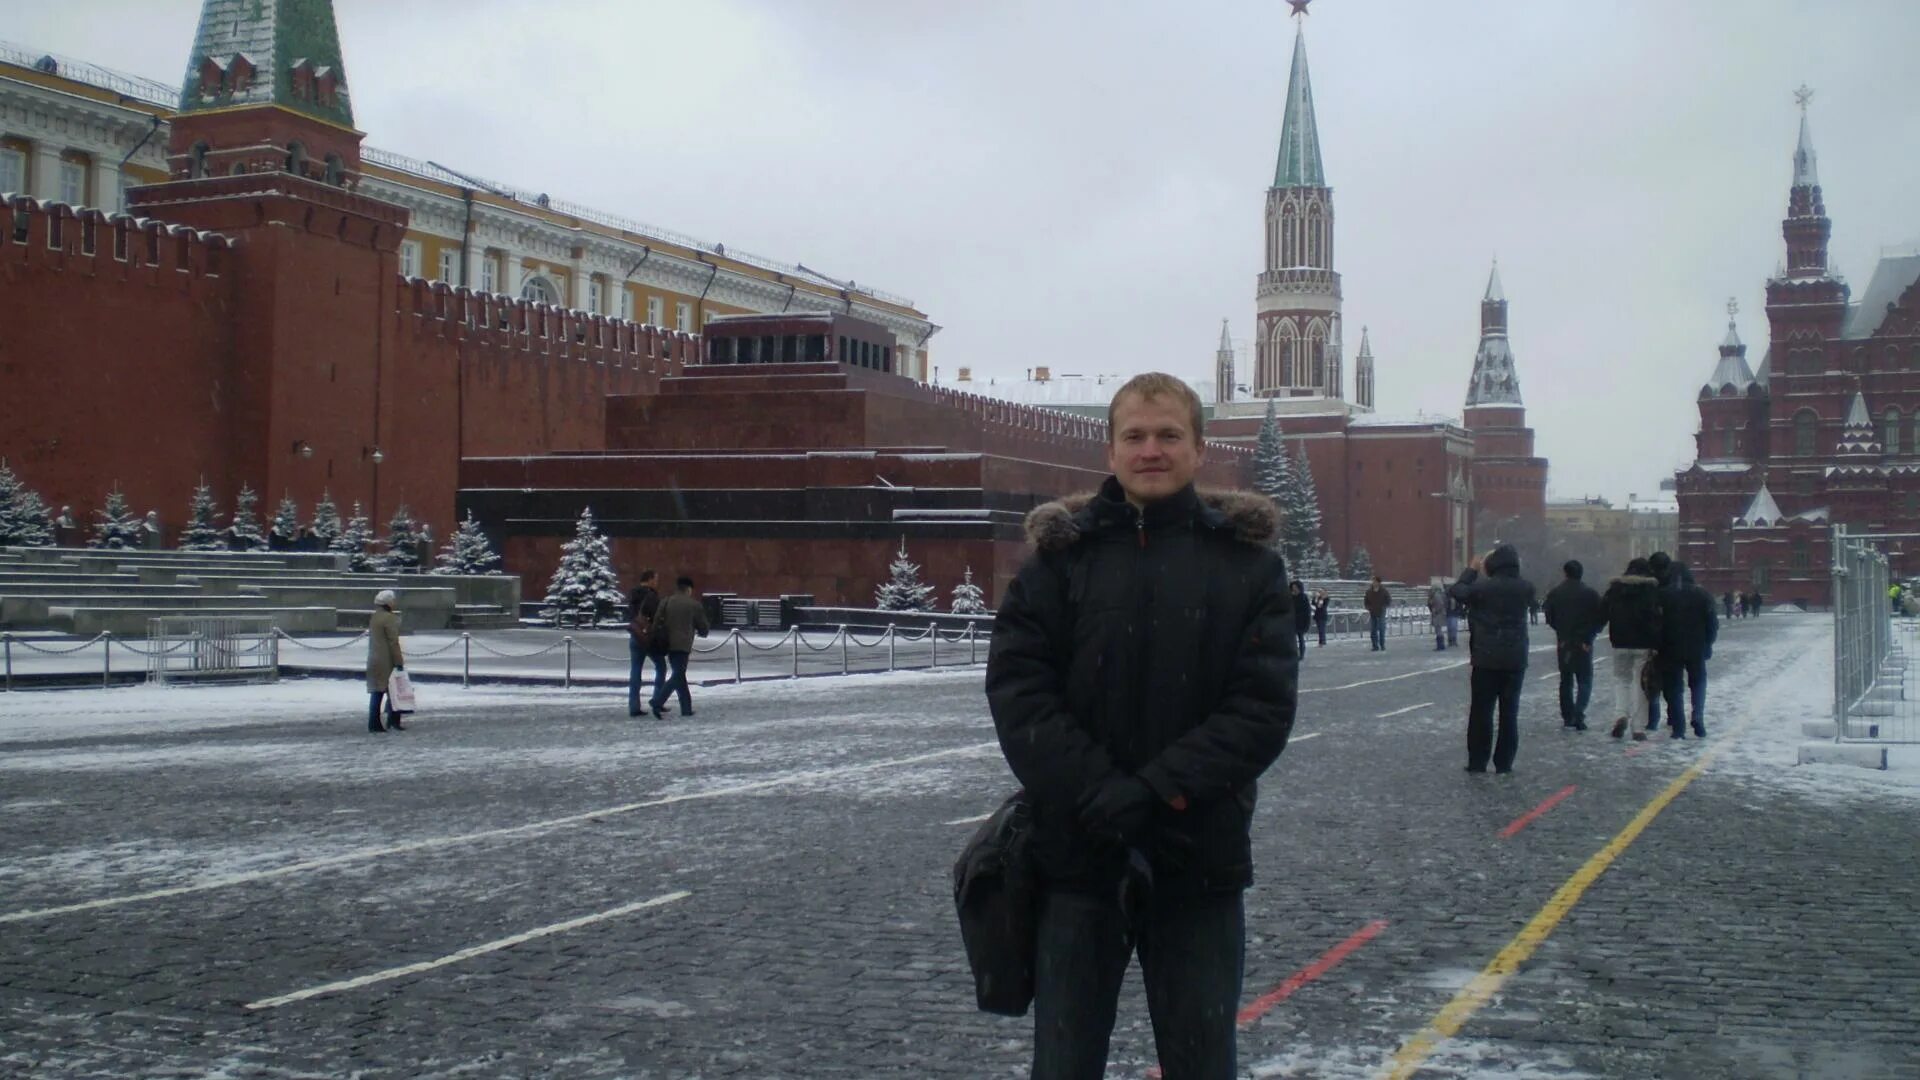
[1499,785,1578,838]
[1624,744,1648,758]
[1236,919,1389,1025]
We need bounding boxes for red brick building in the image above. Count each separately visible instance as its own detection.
[1676,100,1920,608]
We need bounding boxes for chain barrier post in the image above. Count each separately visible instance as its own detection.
[931,625,938,668]
[563,636,574,688]
[3,632,11,692]
[733,629,743,683]
[887,625,897,672]
[840,626,849,675]
[102,631,112,688]
[791,629,799,678]
[463,633,472,688]
[968,622,976,664]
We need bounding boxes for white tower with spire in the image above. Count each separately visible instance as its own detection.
[1215,319,1236,404]
[1355,326,1375,409]
[1254,9,1343,401]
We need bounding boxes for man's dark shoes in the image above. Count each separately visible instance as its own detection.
[650,703,665,720]
[1464,765,1487,774]
[368,724,385,734]
[1495,767,1515,775]
[1692,724,1707,738]
[1609,717,1627,739]
[1670,730,1686,740]
[680,710,695,717]
[389,719,406,731]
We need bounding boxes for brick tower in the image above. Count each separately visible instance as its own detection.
[126,0,420,530]
[1254,20,1343,400]
[1462,262,1548,551]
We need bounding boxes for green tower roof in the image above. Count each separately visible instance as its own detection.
[178,0,354,129]
[1273,28,1325,188]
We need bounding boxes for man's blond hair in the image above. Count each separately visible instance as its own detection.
[1106,373,1205,446]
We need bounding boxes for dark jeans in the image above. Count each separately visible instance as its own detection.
[1556,640,1594,722]
[1659,657,1708,732]
[1446,614,1459,646]
[367,691,396,731]
[1031,888,1243,1080]
[629,637,666,714]
[1314,619,1327,646]
[650,649,692,714]
[1294,631,1307,657]
[1369,614,1386,650]
[1467,666,1524,772]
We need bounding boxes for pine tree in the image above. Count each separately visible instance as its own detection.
[180,478,224,551]
[950,566,989,614]
[270,494,302,546]
[1251,398,1293,510]
[311,491,343,549]
[433,510,503,575]
[332,502,377,571]
[226,485,268,551]
[1301,542,1342,581]
[875,536,937,611]
[0,459,54,547]
[380,503,424,573]
[1281,443,1324,567]
[90,487,142,549]
[542,507,623,625]
[1348,544,1373,581]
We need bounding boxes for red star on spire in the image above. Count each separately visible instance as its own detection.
[1288,0,1312,15]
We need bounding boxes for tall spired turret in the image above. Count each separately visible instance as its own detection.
[1254,21,1343,400]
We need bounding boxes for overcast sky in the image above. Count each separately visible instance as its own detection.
[17,0,1920,503]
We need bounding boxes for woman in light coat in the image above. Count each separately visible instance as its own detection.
[366,589,406,732]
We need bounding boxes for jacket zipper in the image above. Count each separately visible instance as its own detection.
[1137,515,1147,549]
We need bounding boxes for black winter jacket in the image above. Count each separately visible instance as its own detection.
[986,479,1297,895]
[1292,591,1313,633]
[1447,544,1536,671]
[1659,570,1719,663]
[1601,575,1663,650]
[1543,578,1605,645]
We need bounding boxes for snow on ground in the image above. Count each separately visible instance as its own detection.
[1707,611,1920,804]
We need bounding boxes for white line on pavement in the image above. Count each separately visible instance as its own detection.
[1290,732,1322,742]
[0,743,999,925]
[244,890,692,1010]
[1303,663,1467,693]
[1375,703,1433,719]
[944,813,993,826]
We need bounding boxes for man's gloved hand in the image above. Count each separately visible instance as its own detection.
[1077,776,1157,845]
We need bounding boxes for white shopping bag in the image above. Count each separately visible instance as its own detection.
[388,669,418,714]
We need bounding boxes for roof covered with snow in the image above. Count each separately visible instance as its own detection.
[1842,253,1920,340]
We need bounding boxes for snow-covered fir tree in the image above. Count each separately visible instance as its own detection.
[875,536,937,611]
[1300,542,1342,581]
[1250,398,1293,511]
[432,510,503,575]
[311,491,343,549]
[91,487,142,549]
[950,566,989,615]
[180,479,225,551]
[0,459,54,547]
[542,507,623,625]
[269,494,302,546]
[227,485,268,551]
[1281,443,1325,569]
[332,502,377,571]
[1348,545,1374,581]
[380,504,424,573]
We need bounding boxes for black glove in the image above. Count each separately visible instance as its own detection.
[1077,776,1157,846]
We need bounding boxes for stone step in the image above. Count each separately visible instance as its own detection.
[55,605,338,637]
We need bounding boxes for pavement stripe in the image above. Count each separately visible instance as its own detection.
[943,813,993,826]
[1239,918,1389,1024]
[1375,702,1432,719]
[1497,785,1577,838]
[1304,664,1467,693]
[0,742,998,925]
[1289,732,1323,743]
[1381,738,1733,1079]
[244,890,691,1010]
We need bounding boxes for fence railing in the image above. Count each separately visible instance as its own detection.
[1831,524,1918,743]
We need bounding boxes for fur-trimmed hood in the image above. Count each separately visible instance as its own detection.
[1023,485,1280,552]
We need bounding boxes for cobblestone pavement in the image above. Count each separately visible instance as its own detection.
[2,614,1915,1078]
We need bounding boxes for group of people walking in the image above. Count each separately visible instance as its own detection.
[1722,589,1765,619]
[626,569,712,719]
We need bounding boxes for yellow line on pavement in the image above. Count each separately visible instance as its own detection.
[1380,739,1731,1079]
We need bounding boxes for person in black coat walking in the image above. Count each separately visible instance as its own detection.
[1311,590,1330,646]
[1448,544,1536,774]
[1290,579,1312,658]
[1543,559,1606,731]
[986,374,1295,1080]
[1656,564,1718,738]
[1599,558,1664,740]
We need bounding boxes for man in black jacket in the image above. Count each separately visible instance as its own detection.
[1543,560,1605,731]
[1656,564,1719,738]
[626,570,663,718]
[1449,544,1537,774]
[1600,558,1664,740]
[987,372,1296,1080]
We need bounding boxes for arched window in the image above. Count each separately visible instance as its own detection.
[323,154,344,186]
[1306,208,1322,266]
[1281,208,1297,268]
[188,141,209,179]
[1308,325,1326,389]
[1794,409,1817,456]
[1277,324,1297,388]
[1909,412,1920,455]
[285,141,307,177]
[1721,427,1737,456]
[521,275,559,305]
[1791,535,1810,571]
[1885,407,1904,455]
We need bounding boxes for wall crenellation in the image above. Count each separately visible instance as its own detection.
[0,194,236,285]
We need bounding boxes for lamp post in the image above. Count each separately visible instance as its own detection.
[365,446,384,530]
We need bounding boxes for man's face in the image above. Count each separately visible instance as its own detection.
[1107,392,1203,506]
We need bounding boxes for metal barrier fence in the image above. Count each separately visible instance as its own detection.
[146,616,280,685]
[1831,524,1917,742]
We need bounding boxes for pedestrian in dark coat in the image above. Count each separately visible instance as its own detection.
[1363,576,1391,651]
[1311,590,1330,647]
[627,569,664,717]
[1656,564,1718,738]
[1543,560,1605,730]
[1600,558,1663,739]
[986,373,1295,1080]
[1289,579,1312,657]
[1449,544,1536,774]
[1722,591,1735,620]
[366,589,406,733]
[1750,591,1764,617]
[647,577,710,719]
[1427,584,1448,651]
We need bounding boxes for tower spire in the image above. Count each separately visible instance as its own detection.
[179,0,355,129]
[1466,262,1522,407]
[1274,27,1326,187]
[1792,83,1818,187]
[1780,85,1832,281]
